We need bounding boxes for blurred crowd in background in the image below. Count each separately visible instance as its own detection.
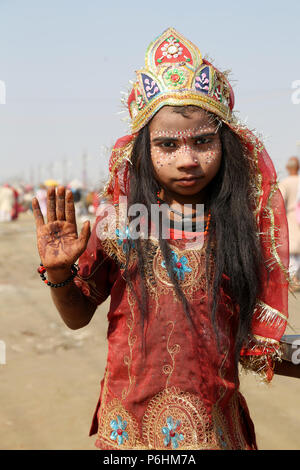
[0,179,101,223]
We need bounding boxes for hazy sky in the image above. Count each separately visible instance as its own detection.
[0,0,299,187]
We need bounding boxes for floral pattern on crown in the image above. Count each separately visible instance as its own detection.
[127,28,234,133]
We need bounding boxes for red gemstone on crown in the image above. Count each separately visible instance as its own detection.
[171,74,180,82]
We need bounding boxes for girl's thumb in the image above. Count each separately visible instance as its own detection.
[78,220,91,250]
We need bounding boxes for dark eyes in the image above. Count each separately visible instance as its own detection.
[159,137,212,149]
[160,141,176,148]
[194,137,212,145]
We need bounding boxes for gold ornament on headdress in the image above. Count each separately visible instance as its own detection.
[127,27,234,133]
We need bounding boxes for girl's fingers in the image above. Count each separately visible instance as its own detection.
[65,189,76,226]
[56,186,66,220]
[32,197,45,227]
[47,187,57,222]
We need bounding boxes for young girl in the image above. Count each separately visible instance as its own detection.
[32,28,294,450]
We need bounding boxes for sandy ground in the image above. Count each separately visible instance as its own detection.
[0,212,299,450]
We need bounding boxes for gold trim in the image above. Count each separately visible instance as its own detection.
[239,335,282,382]
[252,334,281,345]
[265,184,291,282]
[255,300,287,327]
[131,92,232,133]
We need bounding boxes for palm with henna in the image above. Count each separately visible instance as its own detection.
[32,186,90,280]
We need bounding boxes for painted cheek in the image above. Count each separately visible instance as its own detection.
[202,151,217,164]
[152,147,178,169]
[152,148,171,169]
[200,142,221,165]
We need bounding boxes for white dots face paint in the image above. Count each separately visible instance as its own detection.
[148,108,223,196]
[150,125,218,138]
[150,126,221,172]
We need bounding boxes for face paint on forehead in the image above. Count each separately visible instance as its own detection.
[150,125,220,139]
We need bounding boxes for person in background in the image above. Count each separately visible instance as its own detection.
[11,186,19,220]
[279,156,300,288]
[0,184,14,222]
[23,185,35,212]
[36,184,48,217]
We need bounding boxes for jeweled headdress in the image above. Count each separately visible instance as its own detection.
[103,27,238,202]
[127,27,234,133]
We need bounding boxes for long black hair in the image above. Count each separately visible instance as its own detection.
[123,108,264,376]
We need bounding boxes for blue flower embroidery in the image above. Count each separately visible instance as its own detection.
[162,416,184,449]
[161,251,192,280]
[110,415,129,446]
[115,226,135,253]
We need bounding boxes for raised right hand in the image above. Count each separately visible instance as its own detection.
[32,186,90,276]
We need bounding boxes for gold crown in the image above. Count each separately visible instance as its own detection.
[127,28,235,133]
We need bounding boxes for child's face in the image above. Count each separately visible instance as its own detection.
[149,106,222,200]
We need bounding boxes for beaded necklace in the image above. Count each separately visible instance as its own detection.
[157,193,211,235]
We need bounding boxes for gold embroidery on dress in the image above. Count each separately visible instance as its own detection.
[163,321,181,388]
[96,384,250,450]
[96,397,145,450]
[144,239,210,303]
[97,368,109,424]
[142,387,218,450]
[211,402,234,450]
[212,393,248,450]
[122,285,137,400]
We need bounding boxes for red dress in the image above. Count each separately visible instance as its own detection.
[74,201,289,451]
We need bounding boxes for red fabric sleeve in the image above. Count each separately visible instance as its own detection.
[74,214,119,306]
